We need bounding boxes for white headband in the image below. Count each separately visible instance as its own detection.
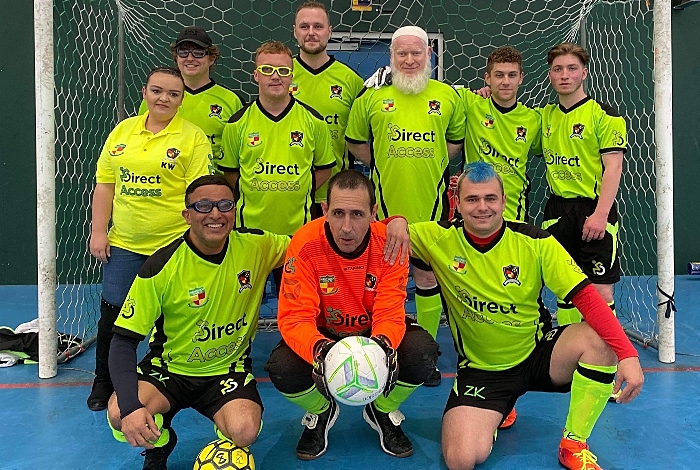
[391,26,428,45]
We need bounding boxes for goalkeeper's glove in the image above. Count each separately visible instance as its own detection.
[371,335,398,397]
[311,339,336,400]
[364,66,392,89]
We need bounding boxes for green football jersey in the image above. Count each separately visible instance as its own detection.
[409,220,589,371]
[220,97,336,235]
[113,228,289,377]
[291,56,364,203]
[459,88,542,222]
[346,81,466,223]
[538,97,627,199]
[139,80,244,168]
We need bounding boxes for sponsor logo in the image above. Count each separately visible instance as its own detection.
[209,104,223,118]
[254,158,300,175]
[192,315,249,343]
[455,285,517,314]
[284,257,296,274]
[612,130,625,146]
[248,132,262,147]
[219,378,238,395]
[382,99,395,112]
[502,265,521,286]
[515,126,527,142]
[543,328,558,341]
[289,83,299,95]
[320,275,338,295]
[238,270,252,293]
[188,287,207,307]
[570,123,585,139]
[365,273,377,290]
[290,131,304,147]
[452,256,467,274]
[121,298,136,319]
[187,336,246,363]
[462,384,486,399]
[330,84,343,99]
[109,143,127,156]
[482,114,495,129]
[428,99,441,115]
[325,306,371,333]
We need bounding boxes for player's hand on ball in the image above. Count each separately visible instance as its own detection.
[364,66,392,89]
[312,339,336,400]
[120,407,161,449]
[371,335,398,397]
[89,231,111,263]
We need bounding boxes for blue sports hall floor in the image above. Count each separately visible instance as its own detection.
[1,276,699,469]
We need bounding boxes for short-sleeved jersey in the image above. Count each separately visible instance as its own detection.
[291,56,364,203]
[114,228,289,376]
[278,217,409,364]
[345,81,466,223]
[409,219,589,371]
[139,80,244,168]
[538,97,627,199]
[220,97,336,235]
[95,113,214,255]
[458,88,542,222]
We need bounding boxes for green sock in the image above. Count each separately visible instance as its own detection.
[564,362,616,442]
[608,302,616,317]
[415,286,442,339]
[108,413,170,447]
[556,300,582,325]
[373,380,419,413]
[283,385,330,415]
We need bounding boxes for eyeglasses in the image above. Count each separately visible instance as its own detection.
[256,65,293,77]
[176,48,209,59]
[186,199,235,213]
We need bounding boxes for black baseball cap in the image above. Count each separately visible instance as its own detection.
[175,26,213,48]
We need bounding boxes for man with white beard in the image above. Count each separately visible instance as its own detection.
[346,26,465,387]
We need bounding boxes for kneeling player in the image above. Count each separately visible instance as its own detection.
[265,170,438,460]
[106,175,289,469]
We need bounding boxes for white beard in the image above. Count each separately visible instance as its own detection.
[390,60,432,95]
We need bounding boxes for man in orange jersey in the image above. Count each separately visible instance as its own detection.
[265,169,438,461]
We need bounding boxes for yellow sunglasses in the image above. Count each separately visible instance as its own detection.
[256,65,293,77]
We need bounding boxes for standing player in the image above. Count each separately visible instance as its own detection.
[139,26,244,172]
[220,41,335,293]
[265,170,438,460]
[539,43,626,325]
[291,1,364,217]
[345,26,465,386]
[106,175,289,470]
[385,162,643,470]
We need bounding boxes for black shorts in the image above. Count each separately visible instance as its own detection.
[444,326,571,416]
[137,356,263,421]
[543,195,620,284]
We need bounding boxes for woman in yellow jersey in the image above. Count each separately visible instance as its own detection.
[87,66,213,412]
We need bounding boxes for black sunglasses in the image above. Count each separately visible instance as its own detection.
[176,48,209,59]
[187,199,235,213]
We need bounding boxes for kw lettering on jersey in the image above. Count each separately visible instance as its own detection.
[611,130,625,146]
[502,265,521,286]
[320,275,338,295]
[284,257,296,274]
[515,126,527,142]
[570,123,585,139]
[478,138,520,172]
[428,100,442,115]
[382,99,395,112]
[452,256,467,274]
[254,158,300,175]
[544,124,552,138]
[283,278,301,300]
[237,270,252,293]
[209,104,223,118]
[365,273,377,291]
[109,143,126,156]
[121,298,136,319]
[289,83,299,95]
[220,378,238,395]
[187,336,245,363]
[455,285,517,315]
[330,85,343,99]
[325,307,371,334]
[192,316,250,343]
[483,114,495,129]
[149,370,169,385]
[248,132,262,147]
[290,131,304,147]
[462,384,486,399]
[188,287,208,308]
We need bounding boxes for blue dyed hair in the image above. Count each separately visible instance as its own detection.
[456,161,504,198]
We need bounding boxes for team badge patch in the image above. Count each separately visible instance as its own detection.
[330,85,343,99]
[544,124,552,138]
[208,104,223,118]
[502,265,521,286]
[570,123,585,139]
[109,143,127,156]
[482,114,495,129]
[452,256,467,274]
[237,270,252,293]
[284,257,296,274]
[365,273,377,290]
[515,126,527,142]
[290,131,304,147]
[166,148,181,160]
[320,275,338,295]
[247,132,262,147]
[188,287,208,307]
[428,100,442,115]
[289,83,299,95]
[382,99,395,112]
[611,130,625,146]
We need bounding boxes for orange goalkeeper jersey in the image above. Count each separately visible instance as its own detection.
[278,217,409,364]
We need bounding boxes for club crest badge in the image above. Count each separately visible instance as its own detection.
[382,99,395,112]
[248,132,262,147]
[289,83,299,95]
[483,114,495,129]
[365,273,377,291]
[502,265,521,286]
[320,275,338,295]
[166,148,181,161]
[110,143,127,156]
[237,270,252,293]
[209,104,223,118]
[428,100,442,115]
[452,256,467,274]
[570,123,585,139]
[515,126,527,142]
[330,85,343,99]
[290,131,304,147]
[188,287,208,307]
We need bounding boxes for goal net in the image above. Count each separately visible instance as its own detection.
[52,0,659,349]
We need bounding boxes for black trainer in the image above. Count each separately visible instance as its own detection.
[423,367,442,387]
[363,402,413,457]
[295,400,339,460]
[141,428,177,470]
[86,380,113,411]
